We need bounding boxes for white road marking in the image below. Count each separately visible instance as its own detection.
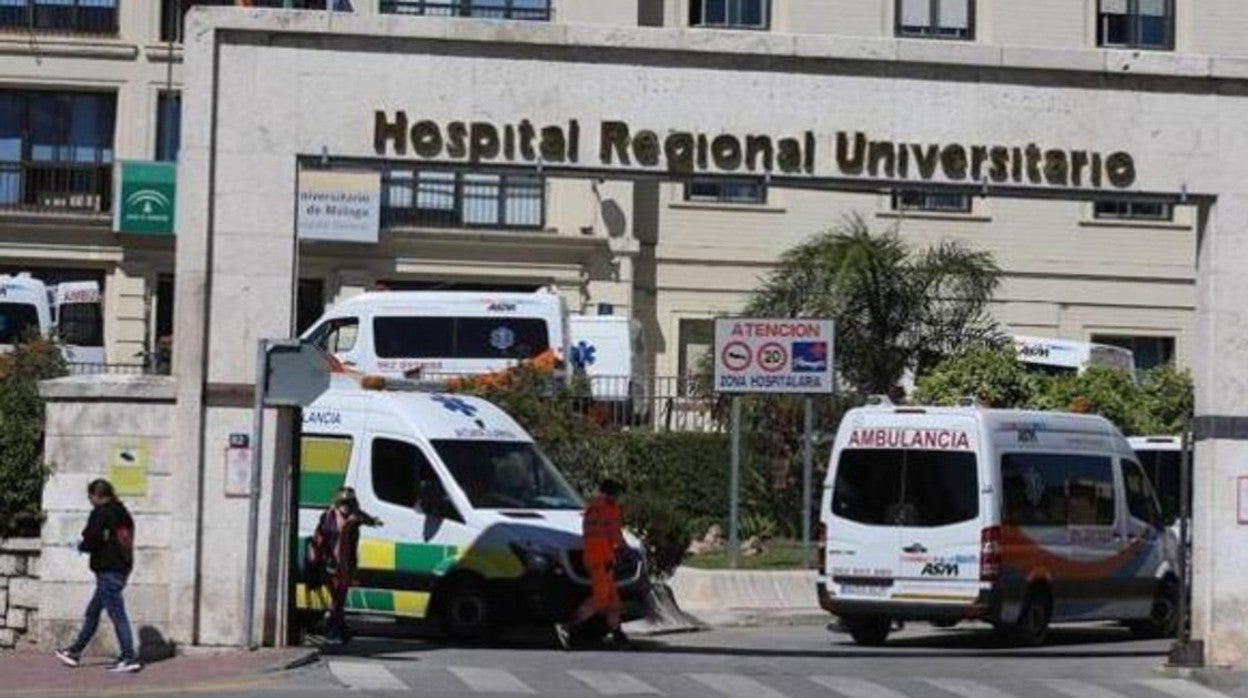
[687,673,790,698]
[327,661,407,691]
[448,666,537,694]
[810,675,910,698]
[1040,679,1135,698]
[569,669,662,695]
[1136,679,1231,698]
[923,678,1021,698]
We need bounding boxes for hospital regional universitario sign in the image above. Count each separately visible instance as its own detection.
[373,112,1138,190]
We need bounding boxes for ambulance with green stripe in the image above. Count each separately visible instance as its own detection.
[296,376,650,641]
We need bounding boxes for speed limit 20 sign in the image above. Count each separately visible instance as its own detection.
[713,318,835,394]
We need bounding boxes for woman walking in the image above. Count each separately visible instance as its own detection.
[307,487,381,642]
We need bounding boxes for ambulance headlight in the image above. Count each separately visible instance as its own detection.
[510,542,556,574]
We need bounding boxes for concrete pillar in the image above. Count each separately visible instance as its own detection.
[1191,195,1248,667]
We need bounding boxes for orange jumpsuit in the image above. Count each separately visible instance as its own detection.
[582,494,625,614]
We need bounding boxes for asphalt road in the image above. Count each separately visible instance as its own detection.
[183,622,1239,698]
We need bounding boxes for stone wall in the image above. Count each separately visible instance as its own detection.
[0,538,40,649]
[38,375,177,657]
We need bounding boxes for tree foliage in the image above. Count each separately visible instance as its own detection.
[0,338,66,538]
[744,214,1003,394]
[914,346,1194,436]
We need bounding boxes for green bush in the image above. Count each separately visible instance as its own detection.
[914,346,1194,436]
[0,338,66,538]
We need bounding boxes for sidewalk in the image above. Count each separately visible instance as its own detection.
[0,646,318,697]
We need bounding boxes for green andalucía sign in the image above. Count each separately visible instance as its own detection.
[117,161,176,235]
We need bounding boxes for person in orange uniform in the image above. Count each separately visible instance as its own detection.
[555,479,629,650]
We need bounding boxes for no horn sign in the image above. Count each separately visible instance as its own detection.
[713,318,835,394]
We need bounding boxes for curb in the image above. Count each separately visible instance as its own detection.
[1155,664,1246,692]
[256,647,321,675]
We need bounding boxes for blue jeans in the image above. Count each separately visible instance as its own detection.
[67,572,135,661]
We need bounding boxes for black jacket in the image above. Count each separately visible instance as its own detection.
[78,500,134,574]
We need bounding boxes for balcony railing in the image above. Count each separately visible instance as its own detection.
[379,0,552,21]
[382,170,544,230]
[0,162,112,214]
[0,1,118,35]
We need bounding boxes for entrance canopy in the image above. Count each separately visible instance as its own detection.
[172,8,1248,664]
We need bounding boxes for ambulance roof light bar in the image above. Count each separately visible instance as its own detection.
[359,375,455,393]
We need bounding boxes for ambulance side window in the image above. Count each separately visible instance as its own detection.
[372,438,423,508]
[310,317,359,354]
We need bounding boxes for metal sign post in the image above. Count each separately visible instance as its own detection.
[712,318,834,571]
[242,339,334,649]
[1169,425,1202,666]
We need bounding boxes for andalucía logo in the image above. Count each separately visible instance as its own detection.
[125,188,172,222]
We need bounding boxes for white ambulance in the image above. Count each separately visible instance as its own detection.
[568,314,645,408]
[0,273,105,365]
[818,400,1178,646]
[1013,335,1136,376]
[302,289,569,379]
[295,375,649,641]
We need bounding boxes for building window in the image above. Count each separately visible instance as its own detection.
[160,1,351,42]
[891,190,972,213]
[896,0,973,40]
[1091,335,1176,371]
[155,92,181,162]
[379,0,550,21]
[1092,200,1173,221]
[0,90,115,213]
[689,0,768,29]
[382,169,544,229]
[684,179,766,205]
[0,0,118,35]
[677,318,713,395]
[1098,0,1173,50]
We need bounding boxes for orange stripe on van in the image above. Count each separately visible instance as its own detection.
[1001,525,1146,581]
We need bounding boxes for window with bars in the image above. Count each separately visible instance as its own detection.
[0,0,118,35]
[379,0,550,20]
[896,0,973,40]
[382,169,544,229]
[1092,200,1173,221]
[0,90,115,213]
[891,190,972,213]
[1098,0,1173,50]
[683,179,766,204]
[689,0,768,29]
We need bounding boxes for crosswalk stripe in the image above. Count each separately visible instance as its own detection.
[1040,679,1135,698]
[327,661,407,691]
[924,678,1021,698]
[569,670,662,695]
[688,673,790,698]
[448,666,536,694]
[1136,680,1230,698]
[810,675,909,698]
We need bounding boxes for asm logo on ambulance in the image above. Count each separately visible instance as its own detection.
[848,429,972,450]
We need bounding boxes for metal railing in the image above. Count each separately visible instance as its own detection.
[66,363,157,377]
[379,0,552,21]
[0,162,112,214]
[0,0,118,35]
[382,170,545,230]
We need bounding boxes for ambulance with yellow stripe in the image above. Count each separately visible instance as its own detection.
[817,399,1179,646]
[295,375,650,641]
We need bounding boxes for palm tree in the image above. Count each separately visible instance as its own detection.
[745,214,1002,395]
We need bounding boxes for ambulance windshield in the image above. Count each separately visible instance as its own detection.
[0,303,40,344]
[432,440,583,510]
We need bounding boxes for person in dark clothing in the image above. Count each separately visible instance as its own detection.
[308,487,381,642]
[55,479,141,673]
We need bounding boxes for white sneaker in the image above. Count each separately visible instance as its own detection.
[54,649,80,668]
[554,623,573,651]
[108,658,142,674]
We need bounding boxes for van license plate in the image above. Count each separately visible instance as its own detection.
[840,584,889,597]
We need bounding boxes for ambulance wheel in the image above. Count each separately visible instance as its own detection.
[1129,577,1179,639]
[845,617,891,646]
[1008,587,1052,647]
[440,578,497,644]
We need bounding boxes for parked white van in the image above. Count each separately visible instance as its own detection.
[0,273,105,365]
[1129,436,1187,533]
[569,314,644,405]
[1013,335,1136,376]
[295,375,649,641]
[302,289,569,378]
[818,400,1178,646]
